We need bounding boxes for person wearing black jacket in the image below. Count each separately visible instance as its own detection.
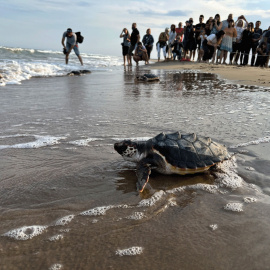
[128,23,140,65]
[239,23,254,65]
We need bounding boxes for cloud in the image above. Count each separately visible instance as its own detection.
[128,9,189,17]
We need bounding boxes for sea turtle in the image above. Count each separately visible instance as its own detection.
[136,74,159,82]
[67,70,91,76]
[114,131,230,192]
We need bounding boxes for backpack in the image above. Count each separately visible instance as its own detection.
[75,32,84,43]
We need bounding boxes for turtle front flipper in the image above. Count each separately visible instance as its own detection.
[136,161,151,192]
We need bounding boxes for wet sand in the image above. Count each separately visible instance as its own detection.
[0,68,270,270]
[148,60,270,87]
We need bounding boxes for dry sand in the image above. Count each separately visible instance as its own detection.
[147,60,270,87]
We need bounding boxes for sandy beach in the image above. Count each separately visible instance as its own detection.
[147,60,270,87]
[1,65,270,269]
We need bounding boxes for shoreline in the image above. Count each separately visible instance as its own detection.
[146,60,270,87]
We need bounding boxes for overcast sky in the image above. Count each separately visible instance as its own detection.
[1,0,270,56]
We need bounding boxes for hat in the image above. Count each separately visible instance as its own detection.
[165,27,169,32]
[67,28,72,33]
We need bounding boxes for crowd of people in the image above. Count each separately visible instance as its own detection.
[120,14,270,67]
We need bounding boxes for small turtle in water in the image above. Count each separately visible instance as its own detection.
[136,74,159,81]
[67,70,91,76]
[114,131,230,192]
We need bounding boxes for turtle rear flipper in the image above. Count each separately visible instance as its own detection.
[136,161,151,192]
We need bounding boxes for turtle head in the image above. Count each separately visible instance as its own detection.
[114,140,143,162]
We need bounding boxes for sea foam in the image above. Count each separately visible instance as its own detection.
[137,190,166,207]
[80,206,114,216]
[116,247,143,256]
[49,264,63,270]
[231,136,270,148]
[0,135,66,150]
[224,202,244,212]
[3,225,48,240]
[54,215,75,226]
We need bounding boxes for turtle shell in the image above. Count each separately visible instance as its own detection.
[143,74,159,81]
[151,131,230,170]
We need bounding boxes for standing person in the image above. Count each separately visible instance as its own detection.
[202,30,225,62]
[221,14,233,30]
[133,42,149,65]
[176,22,184,42]
[251,21,263,66]
[210,14,222,34]
[195,15,206,60]
[230,19,247,64]
[217,14,234,63]
[128,23,140,66]
[120,28,130,66]
[142,28,154,60]
[168,24,177,59]
[61,28,83,65]
[188,18,196,61]
[209,14,223,63]
[157,28,169,61]
[263,27,270,67]
[239,23,254,65]
[183,21,193,61]
[197,29,208,62]
[219,20,237,64]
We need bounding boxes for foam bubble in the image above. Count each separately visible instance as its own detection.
[116,247,143,256]
[209,224,218,231]
[215,159,243,190]
[48,234,64,242]
[168,197,177,206]
[80,206,113,216]
[187,183,218,194]
[54,215,75,226]
[59,228,70,233]
[137,190,166,207]
[166,187,186,194]
[244,197,257,203]
[49,264,63,270]
[116,204,132,209]
[215,171,243,190]
[126,212,145,220]
[224,202,243,212]
[3,225,48,240]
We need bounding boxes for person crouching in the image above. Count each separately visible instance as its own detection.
[133,42,149,65]
[171,36,182,60]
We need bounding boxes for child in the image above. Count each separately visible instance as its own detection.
[198,29,208,62]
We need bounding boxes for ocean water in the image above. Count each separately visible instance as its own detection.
[1,49,270,270]
[0,46,122,86]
